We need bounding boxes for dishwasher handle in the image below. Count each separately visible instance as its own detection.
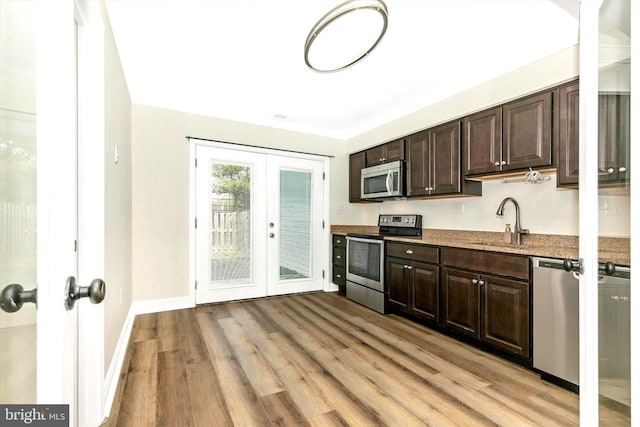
[563,258,584,274]
[598,262,616,276]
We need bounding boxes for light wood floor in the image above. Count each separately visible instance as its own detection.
[102,292,630,426]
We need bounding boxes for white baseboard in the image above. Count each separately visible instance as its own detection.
[325,283,339,292]
[102,295,195,418]
[132,295,195,315]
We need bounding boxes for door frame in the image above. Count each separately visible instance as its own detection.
[75,1,106,425]
[189,139,332,306]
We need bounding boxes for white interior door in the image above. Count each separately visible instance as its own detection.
[0,0,79,424]
[195,144,326,304]
[266,155,324,296]
[1,2,106,426]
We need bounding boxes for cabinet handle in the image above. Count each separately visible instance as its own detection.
[501,161,506,165]
[405,249,414,254]
[336,274,342,278]
[336,239,342,244]
[407,266,413,270]
[494,162,500,166]
[608,167,615,174]
[336,255,341,259]
[478,280,485,286]
[619,166,627,173]
[471,278,478,284]
[404,265,409,269]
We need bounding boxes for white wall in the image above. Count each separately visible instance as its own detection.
[131,105,345,301]
[330,45,630,238]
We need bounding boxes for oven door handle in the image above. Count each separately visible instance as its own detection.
[386,170,392,195]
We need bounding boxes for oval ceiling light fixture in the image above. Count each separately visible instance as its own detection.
[304,0,388,72]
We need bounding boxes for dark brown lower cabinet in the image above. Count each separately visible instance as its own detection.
[386,242,439,322]
[332,234,346,294]
[440,249,531,359]
[481,275,530,357]
[387,258,439,323]
[441,267,530,358]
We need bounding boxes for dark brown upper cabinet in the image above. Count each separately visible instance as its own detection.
[463,91,553,177]
[407,121,481,198]
[349,151,367,202]
[365,138,405,166]
[556,79,630,187]
[598,93,630,185]
[407,121,460,197]
[556,81,580,186]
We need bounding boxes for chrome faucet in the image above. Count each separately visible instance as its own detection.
[496,197,529,245]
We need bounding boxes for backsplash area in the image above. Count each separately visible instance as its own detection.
[333,174,630,238]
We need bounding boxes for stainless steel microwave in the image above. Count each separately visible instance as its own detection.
[360,160,404,199]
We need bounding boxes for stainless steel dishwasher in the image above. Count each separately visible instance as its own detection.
[533,257,631,402]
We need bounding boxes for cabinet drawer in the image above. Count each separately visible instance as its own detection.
[333,266,346,286]
[333,247,346,267]
[333,234,347,248]
[386,242,438,263]
[441,247,529,280]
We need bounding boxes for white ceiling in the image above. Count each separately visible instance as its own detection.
[105,0,579,140]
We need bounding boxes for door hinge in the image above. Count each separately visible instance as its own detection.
[195,158,198,168]
[74,240,78,252]
[195,217,198,229]
[322,220,325,229]
[322,172,325,180]
[195,280,198,289]
[322,270,325,279]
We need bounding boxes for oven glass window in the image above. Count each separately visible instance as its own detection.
[348,240,381,282]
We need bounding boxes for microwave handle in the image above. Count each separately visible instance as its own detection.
[386,170,392,195]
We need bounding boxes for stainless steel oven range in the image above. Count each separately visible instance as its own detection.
[346,214,422,313]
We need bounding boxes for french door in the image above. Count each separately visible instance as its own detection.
[195,145,325,304]
[579,0,635,425]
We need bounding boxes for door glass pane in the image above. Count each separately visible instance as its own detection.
[209,162,251,286]
[279,170,312,280]
[598,0,631,421]
[0,0,37,403]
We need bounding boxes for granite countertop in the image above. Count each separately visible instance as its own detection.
[331,226,631,266]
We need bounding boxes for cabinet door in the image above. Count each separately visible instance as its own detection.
[503,91,552,171]
[386,257,409,312]
[366,139,405,166]
[384,139,405,163]
[411,261,439,322]
[406,130,430,196]
[430,120,461,195]
[440,268,479,337]
[463,107,502,176]
[349,151,366,202]
[598,94,630,184]
[557,81,580,187]
[481,275,530,358]
[366,145,385,166]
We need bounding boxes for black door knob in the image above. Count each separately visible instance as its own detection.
[0,284,37,313]
[64,276,106,311]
